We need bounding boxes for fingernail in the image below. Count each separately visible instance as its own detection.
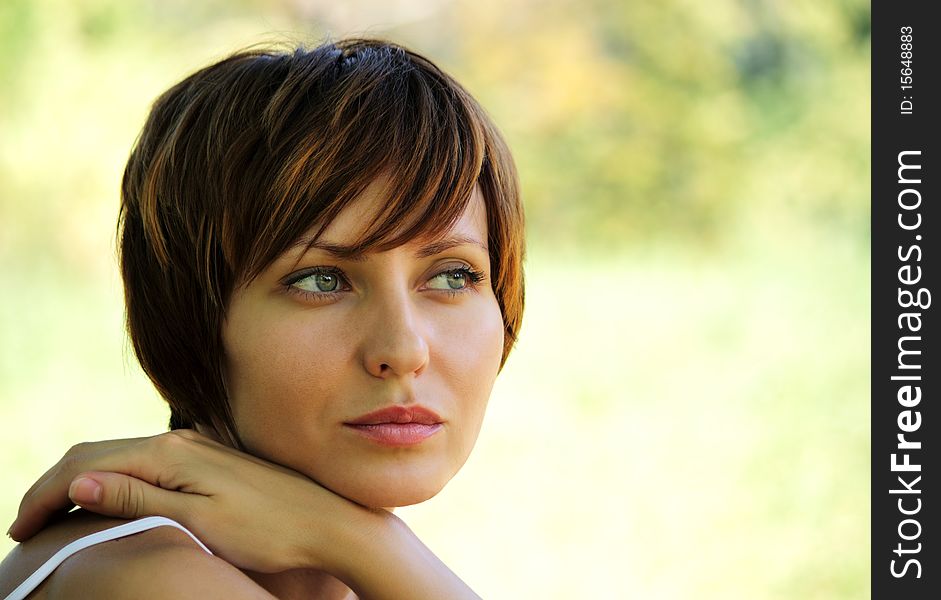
[69,477,102,505]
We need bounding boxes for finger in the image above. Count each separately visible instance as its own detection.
[10,463,75,541]
[9,433,201,541]
[10,439,153,541]
[9,440,148,542]
[67,471,199,525]
[15,437,150,517]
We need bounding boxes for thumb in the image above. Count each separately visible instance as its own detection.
[68,472,188,522]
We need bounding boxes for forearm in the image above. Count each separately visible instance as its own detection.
[326,510,481,600]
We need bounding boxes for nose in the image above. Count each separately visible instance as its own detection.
[361,289,430,379]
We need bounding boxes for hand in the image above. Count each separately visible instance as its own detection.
[6,430,386,575]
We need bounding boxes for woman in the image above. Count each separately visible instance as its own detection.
[0,36,525,599]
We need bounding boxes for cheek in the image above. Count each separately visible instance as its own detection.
[433,293,502,365]
[434,296,504,426]
[223,312,350,437]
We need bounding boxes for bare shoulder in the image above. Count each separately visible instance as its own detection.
[0,510,273,599]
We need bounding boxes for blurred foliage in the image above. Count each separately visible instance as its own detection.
[452,0,870,254]
[0,0,870,261]
[0,1,869,598]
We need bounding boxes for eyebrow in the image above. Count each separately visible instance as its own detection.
[289,234,489,262]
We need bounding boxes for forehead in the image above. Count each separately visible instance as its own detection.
[319,177,488,246]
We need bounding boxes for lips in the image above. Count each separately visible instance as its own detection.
[344,404,444,425]
[344,404,445,448]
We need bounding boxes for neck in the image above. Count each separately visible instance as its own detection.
[242,506,396,599]
[192,422,397,599]
[243,568,358,600]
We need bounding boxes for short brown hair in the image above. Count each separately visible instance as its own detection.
[118,37,525,448]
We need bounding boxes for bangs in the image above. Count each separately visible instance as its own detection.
[231,39,492,284]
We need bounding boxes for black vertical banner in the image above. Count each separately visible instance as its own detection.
[872,2,938,598]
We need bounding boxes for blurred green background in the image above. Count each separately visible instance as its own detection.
[0,0,870,598]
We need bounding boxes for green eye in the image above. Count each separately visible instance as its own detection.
[427,267,486,294]
[290,270,342,293]
[428,270,469,290]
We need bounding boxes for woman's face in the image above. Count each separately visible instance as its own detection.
[220,180,505,508]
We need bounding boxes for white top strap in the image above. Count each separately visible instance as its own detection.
[4,516,213,600]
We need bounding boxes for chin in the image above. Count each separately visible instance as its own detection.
[326,471,451,509]
[351,488,440,509]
